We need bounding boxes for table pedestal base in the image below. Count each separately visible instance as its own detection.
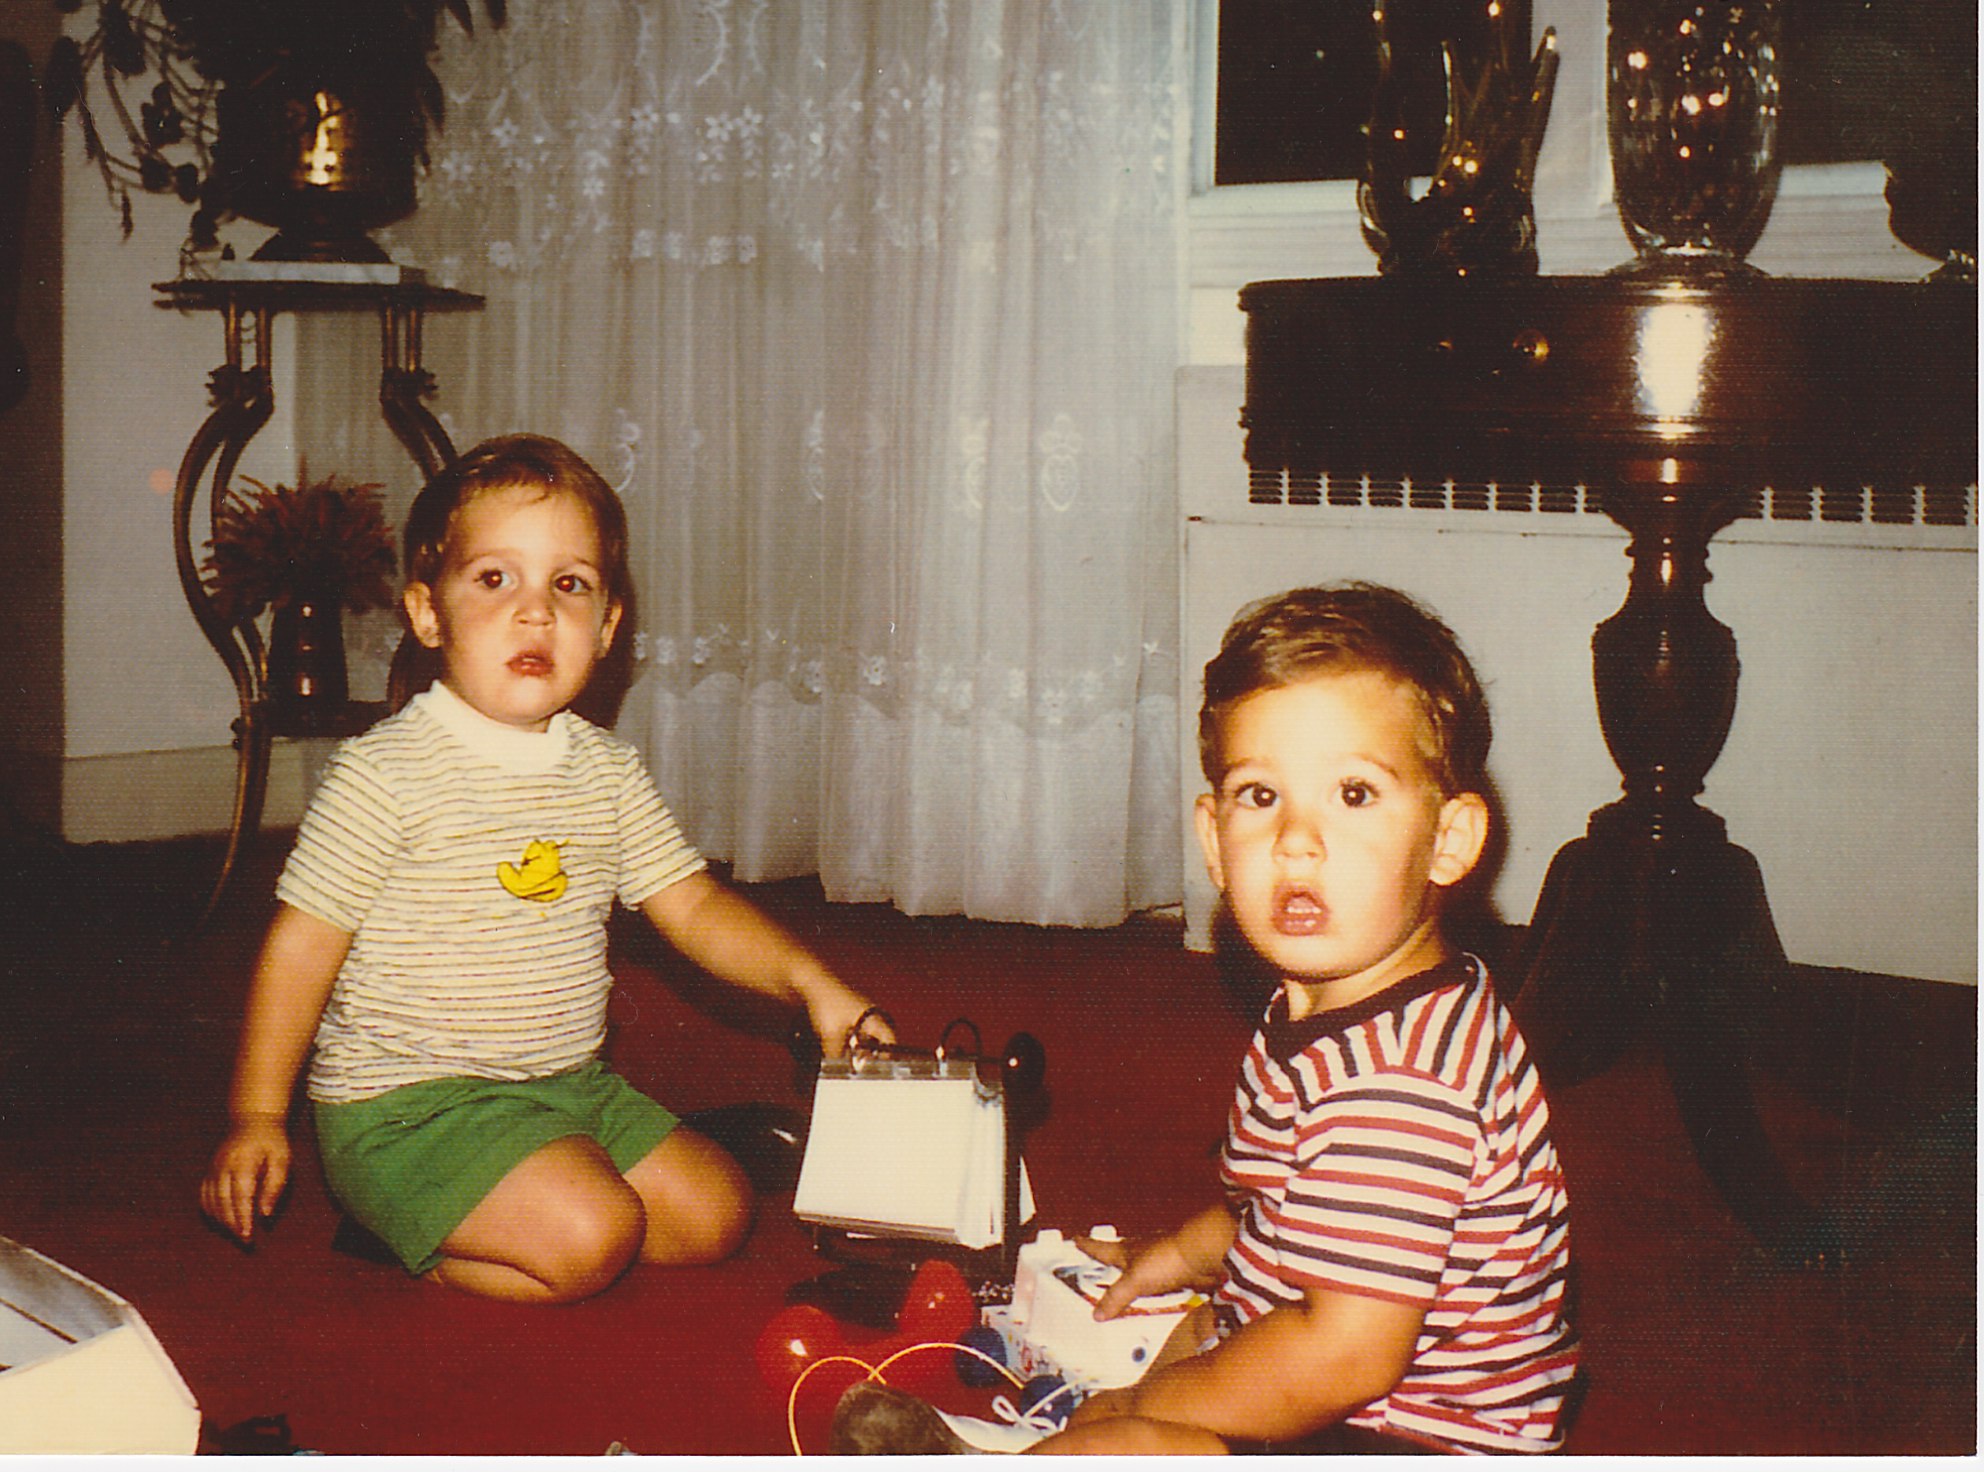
[1513,804,1839,1267]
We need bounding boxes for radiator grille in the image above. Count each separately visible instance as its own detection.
[1245,471,1978,527]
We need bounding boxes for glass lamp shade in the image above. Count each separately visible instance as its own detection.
[1608,1,1783,272]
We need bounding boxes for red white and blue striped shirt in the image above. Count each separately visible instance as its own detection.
[1215,954,1579,1453]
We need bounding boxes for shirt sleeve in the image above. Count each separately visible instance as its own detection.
[611,745,706,908]
[274,746,403,934]
[1272,1075,1483,1307]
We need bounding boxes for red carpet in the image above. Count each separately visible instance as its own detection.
[0,840,1972,1455]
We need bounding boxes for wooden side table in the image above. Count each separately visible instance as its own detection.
[1238,273,1977,1265]
[155,274,483,928]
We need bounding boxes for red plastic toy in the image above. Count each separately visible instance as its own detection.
[755,1258,979,1398]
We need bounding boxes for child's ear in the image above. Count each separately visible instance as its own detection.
[1193,792,1227,893]
[1430,791,1490,889]
[403,583,444,650]
[597,599,624,656]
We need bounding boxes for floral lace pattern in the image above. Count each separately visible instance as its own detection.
[299,0,1185,922]
[408,1,1177,282]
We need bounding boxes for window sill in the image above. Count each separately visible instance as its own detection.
[1185,166,1934,358]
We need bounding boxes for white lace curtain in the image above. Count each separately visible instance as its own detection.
[298,0,1185,926]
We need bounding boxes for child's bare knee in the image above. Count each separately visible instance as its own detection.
[631,1131,754,1265]
[705,1177,754,1260]
[671,1166,753,1264]
[538,1189,645,1299]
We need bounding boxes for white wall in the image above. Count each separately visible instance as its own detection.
[44,104,306,841]
[60,183,239,758]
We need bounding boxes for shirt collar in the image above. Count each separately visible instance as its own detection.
[415,681,572,775]
[1259,953,1481,1061]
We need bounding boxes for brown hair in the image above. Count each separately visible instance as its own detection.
[1198,583,1490,796]
[387,434,635,718]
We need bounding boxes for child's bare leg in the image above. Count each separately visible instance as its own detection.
[428,1136,645,1303]
[1026,1308,1226,1453]
[1152,1302,1218,1370]
[1028,1417,1230,1455]
[622,1126,752,1265]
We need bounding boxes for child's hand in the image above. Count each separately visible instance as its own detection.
[1076,1202,1236,1321]
[1073,1229,1135,1274]
[803,979,896,1058]
[200,1116,292,1245]
[1074,1231,1206,1321]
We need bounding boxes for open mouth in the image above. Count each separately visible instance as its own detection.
[1272,887,1328,936]
[509,652,554,678]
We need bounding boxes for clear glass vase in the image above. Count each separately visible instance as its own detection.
[1608,1,1782,273]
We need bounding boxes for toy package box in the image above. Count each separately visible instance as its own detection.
[0,1236,201,1454]
[981,1229,1205,1392]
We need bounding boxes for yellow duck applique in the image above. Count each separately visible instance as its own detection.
[498,839,568,903]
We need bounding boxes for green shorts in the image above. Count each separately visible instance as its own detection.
[313,1062,678,1275]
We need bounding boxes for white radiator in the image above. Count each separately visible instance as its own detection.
[1177,366,1978,984]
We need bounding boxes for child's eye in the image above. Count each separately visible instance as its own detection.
[1232,782,1276,811]
[1339,779,1376,808]
[554,573,594,595]
[474,568,512,590]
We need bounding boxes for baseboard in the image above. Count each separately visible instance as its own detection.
[54,742,328,845]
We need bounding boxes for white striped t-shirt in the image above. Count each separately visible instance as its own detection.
[1215,954,1579,1453]
[277,683,705,1103]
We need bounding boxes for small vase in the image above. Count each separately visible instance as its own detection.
[266,595,349,734]
[1608,1,1783,276]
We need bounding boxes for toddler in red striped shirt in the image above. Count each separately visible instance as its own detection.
[1043,583,1579,1454]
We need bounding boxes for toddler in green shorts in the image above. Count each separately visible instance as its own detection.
[200,435,892,1304]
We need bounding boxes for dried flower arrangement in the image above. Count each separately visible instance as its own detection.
[201,473,397,627]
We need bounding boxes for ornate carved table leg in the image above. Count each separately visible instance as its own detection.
[379,302,456,479]
[1510,483,1839,1268]
[170,303,276,932]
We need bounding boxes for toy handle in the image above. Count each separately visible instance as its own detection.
[937,1017,984,1061]
[847,1005,896,1055]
